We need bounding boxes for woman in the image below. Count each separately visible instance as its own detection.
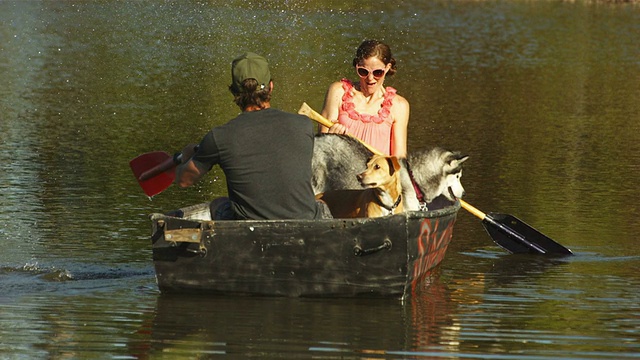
[320,40,410,157]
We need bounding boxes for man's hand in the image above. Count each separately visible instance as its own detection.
[178,144,199,163]
[174,144,203,188]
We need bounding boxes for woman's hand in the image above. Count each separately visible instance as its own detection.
[326,123,347,134]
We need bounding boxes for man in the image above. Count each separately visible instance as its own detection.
[175,52,329,220]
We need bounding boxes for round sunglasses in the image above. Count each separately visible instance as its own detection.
[356,66,386,79]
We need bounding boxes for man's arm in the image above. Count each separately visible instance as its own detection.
[174,144,206,188]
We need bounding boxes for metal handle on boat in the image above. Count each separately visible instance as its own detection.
[353,239,392,256]
[186,245,207,257]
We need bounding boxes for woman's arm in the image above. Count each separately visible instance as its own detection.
[391,95,410,158]
[319,81,347,134]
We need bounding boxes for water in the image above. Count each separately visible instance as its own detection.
[1,0,639,358]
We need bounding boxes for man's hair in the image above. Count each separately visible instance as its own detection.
[229,78,271,109]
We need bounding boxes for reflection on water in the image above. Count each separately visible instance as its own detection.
[141,295,410,357]
[1,0,639,358]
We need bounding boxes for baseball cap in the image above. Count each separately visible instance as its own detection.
[230,52,271,92]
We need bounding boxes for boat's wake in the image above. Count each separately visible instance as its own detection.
[0,263,156,301]
[1,262,154,282]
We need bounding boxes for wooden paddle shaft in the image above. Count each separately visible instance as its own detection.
[459,199,486,220]
[298,102,384,156]
[298,102,335,129]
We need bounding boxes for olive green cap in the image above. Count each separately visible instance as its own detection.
[230,52,271,92]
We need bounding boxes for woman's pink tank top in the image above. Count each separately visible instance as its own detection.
[337,79,396,155]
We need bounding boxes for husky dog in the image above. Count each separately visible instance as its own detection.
[312,134,469,211]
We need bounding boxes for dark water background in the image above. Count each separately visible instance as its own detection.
[1,1,639,358]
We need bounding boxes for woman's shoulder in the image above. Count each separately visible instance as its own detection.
[393,92,409,108]
[326,79,350,97]
[328,80,345,89]
[387,90,409,122]
[324,80,338,89]
[386,88,408,107]
[332,78,354,89]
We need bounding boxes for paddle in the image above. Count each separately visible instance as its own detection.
[129,104,344,197]
[298,102,573,256]
[129,151,177,197]
[459,200,572,255]
[130,143,201,197]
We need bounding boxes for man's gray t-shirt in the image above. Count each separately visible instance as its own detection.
[192,108,322,220]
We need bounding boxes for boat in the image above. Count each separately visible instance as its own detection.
[150,201,460,298]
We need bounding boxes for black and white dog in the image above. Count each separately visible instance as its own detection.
[312,134,469,211]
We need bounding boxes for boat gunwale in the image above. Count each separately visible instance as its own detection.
[149,201,460,225]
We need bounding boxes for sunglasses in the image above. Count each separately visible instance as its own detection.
[356,66,386,79]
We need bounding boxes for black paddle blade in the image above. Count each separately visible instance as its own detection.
[482,213,573,256]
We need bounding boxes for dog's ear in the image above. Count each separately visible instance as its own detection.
[448,153,469,167]
[387,156,401,175]
[456,154,469,164]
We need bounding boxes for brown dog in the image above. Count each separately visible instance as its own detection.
[316,155,403,218]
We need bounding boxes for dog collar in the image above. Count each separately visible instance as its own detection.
[389,194,402,212]
[381,194,402,215]
[374,191,402,214]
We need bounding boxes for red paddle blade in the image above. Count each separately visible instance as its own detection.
[129,151,176,197]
